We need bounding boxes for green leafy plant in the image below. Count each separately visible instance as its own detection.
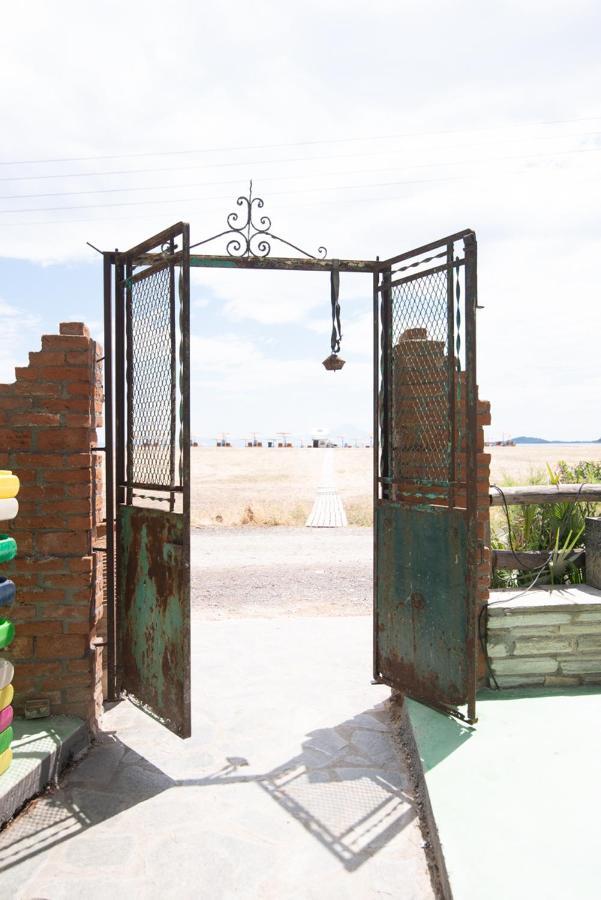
[491,460,601,588]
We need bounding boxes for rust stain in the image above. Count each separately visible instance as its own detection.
[118,505,190,737]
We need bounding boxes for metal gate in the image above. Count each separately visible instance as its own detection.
[373,231,479,722]
[104,223,191,737]
[102,186,480,735]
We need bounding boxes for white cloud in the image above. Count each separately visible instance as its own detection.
[0,300,42,383]
[1,1,600,436]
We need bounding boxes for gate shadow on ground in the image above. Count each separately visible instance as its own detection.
[0,705,419,877]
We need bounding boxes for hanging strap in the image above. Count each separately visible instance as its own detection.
[330,263,341,354]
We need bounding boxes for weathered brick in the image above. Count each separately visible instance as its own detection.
[66,382,93,397]
[0,428,31,449]
[18,621,64,636]
[16,661,63,678]
[9,636,34,658]
[65,350,92,366]
[67,515,94,531]
[0,395,30,410]
[28,351,65,366]
[63,414,92,428]
[37,532,89,556]
[12,412,61,427]
[69,556,94,573]
[65,686,92,703]
[68,658,90,672]
[42,334,90,351]
[60,322,89,337]
[42,498,91,515]
[67,621,94,634]
[37,428,91,452]
[45,468,91,484]
[44,605,89,620]
[20,589,67,603]
[14,381,62,398]
[36,634,87,659]
[41,572,91,590]
[66,484,93,499]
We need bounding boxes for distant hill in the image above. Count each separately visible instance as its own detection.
[512,436,601,444]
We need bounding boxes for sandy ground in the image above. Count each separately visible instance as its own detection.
[192,526,372,617]
[190,447,371,526]
[487,443,601,482]
[189,444,601,526]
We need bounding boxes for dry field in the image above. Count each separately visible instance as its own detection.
[190,443,601,527]
[190,447,372,526]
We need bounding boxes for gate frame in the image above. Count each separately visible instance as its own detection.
[373,230,480,723]
[102,185,481,729]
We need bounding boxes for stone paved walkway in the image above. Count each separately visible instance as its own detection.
[0,616,434,899]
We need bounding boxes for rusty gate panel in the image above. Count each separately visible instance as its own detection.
[110,222,191,738]
[374,230,478,722]
[118,505,189,736]
[376,503,469,708]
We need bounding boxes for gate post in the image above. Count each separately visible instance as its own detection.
[0,322,104,729]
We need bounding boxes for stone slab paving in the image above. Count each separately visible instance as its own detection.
[0,616,434,899]
[408,687,601,900]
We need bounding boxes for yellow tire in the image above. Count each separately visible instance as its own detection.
[0,746,12,776]
[0,472,19,500]
[0,683,13,711]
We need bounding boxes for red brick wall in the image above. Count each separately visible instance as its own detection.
[0,322,104,727]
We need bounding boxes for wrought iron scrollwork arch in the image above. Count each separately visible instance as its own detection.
[190,181,327,260]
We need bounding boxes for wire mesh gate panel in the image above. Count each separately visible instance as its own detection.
[373,230,479,722]
[112,223,191,738]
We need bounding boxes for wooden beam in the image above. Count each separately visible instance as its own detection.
[492,548,585,571]
[490,484,601,506]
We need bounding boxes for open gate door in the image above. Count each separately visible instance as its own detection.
[113,223,191,737]
[373,231,479,723]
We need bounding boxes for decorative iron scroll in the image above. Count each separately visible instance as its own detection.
[189,181,327,259]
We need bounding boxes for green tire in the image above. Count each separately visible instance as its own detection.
[0,536,16,565]
[0,726,12,755]
[0,619,15,650]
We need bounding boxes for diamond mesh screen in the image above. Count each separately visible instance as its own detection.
[390,269,451,491]
[129,266,174,487]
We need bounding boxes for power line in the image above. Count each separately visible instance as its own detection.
[1,163,599,229]
[2,130,601,203]
[1,144,601,216]
[1,113,600,167]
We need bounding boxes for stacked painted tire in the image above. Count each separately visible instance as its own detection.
[0,471,19,776]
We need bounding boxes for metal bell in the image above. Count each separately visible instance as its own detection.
[322,353,345,372]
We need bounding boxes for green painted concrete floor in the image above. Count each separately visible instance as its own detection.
[407,688,601,900]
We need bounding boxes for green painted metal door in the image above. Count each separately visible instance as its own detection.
[115,223,191,737]
[373,232,479,723]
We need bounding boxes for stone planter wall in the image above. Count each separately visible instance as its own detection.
[487,585,601,688]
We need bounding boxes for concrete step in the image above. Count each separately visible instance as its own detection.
[0,716,88,826]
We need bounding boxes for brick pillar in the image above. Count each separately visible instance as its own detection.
[0,322,104,728]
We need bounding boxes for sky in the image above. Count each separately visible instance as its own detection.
[1,0,600,442]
